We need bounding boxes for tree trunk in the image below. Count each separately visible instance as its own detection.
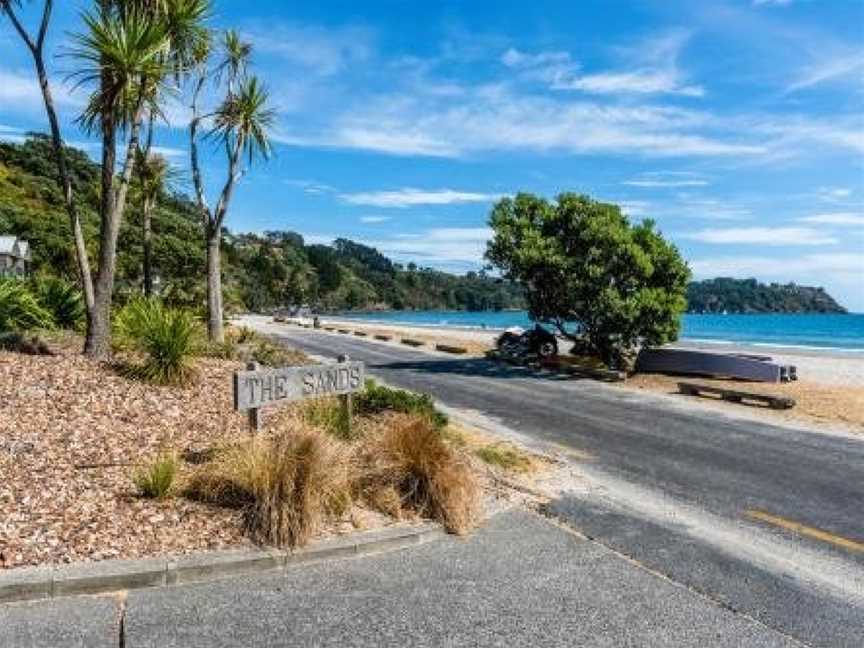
[142,195,154,296]
[84,101,146,360]
[3,1,95,310]
[206,230,224,343]
[34,54,95,310]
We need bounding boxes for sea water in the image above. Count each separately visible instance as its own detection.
[335,311,864,353]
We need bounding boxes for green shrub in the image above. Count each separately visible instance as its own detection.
[34,276,84,330]
[250,339,307,367]
[116,297,201,385]
[302,397,353,440]
[355,380,448,429]
[133,452,178,499]
[0,279,53,332]
[474,444,533,473]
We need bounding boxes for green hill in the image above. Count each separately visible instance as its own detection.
[0,135,525,313]
[2,136,847,316]
[686,278,846,314]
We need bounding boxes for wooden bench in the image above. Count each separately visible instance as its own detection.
[678,382,795,410]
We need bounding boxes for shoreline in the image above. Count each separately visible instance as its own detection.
[309,316,864,390]
[322,315,864,359]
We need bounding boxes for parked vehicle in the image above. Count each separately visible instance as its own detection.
[496,324,559,359]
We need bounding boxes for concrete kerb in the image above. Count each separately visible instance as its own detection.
[0,523,445,605]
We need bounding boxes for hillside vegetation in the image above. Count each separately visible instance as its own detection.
[2,137,846,316]
[687,278,846,314]
[0,136,524,313]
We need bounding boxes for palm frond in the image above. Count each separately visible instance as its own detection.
[67,7,173,133]
[209,75,274,163]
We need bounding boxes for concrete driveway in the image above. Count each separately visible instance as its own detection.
[1,510,801,647]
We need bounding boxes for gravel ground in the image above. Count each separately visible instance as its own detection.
[0,348,257,569]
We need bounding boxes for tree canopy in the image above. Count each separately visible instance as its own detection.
[486,192,691,366]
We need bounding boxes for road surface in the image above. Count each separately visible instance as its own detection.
[251,319,864,647]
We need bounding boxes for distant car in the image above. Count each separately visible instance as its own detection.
[496,324,558,359]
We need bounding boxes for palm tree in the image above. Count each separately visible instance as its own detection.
[69,4,173,359]
[191,68,274,342]
[1,0,95,311]
[133,151,178,295]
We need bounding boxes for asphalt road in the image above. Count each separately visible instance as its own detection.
[2,511,801,648]
[255,321,864,647]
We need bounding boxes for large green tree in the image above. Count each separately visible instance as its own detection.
[486,193,690,367]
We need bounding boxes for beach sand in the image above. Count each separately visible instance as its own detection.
[299,317,864,434]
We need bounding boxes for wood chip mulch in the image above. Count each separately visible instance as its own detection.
[0,348,261,570]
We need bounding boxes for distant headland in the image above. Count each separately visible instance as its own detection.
[686,278,846,314]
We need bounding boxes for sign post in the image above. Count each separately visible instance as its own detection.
[233,358,366,434]
[337,354,353,437]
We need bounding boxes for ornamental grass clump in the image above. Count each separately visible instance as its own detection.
[116,297,201,385]
[187,430,352,549]
[0,279,53,332]
[359,415,480,534]
[133,452,178,499]
[34,276,84,330]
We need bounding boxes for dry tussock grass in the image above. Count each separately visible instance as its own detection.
[184,399,483,548]
[187,430,352,548]
[357,414,481,535]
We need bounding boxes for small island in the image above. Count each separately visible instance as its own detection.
[686,278,847,314]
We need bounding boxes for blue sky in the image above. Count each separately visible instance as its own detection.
[1,0,863,309]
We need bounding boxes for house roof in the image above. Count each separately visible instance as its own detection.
[0,236,30,259]
[0,236,17,255]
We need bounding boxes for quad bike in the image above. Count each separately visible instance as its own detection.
[495,324,559,359]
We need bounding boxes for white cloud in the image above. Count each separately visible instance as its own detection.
[684,226,837,245]
[751,116,864,157]
[798,213,864,226]
[339,188,503,208]
[150,146,186,159]
[359,216,391,223]
[816,187,853,203]
[502,32,703,97]
[616,200,651,217]
[557,70,703,97]
[0,124,24,143]
[623,171,709,188]
[284,179,337,194]
[366,227,493,264]
[788,51,864,91]
[283,88,765,159]
[0,69,81,115]
[246,23,374,76]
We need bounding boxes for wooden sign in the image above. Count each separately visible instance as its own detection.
[234,360,365,411]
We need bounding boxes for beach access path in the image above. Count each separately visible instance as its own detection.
[242,315,864,648]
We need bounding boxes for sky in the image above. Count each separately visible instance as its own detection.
[1,0,863,309]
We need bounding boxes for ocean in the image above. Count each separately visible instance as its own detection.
[334,311,864,353]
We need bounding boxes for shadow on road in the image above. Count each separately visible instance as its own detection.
[370,357,595,382]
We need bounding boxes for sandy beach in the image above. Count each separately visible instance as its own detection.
[294,316,864,433]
